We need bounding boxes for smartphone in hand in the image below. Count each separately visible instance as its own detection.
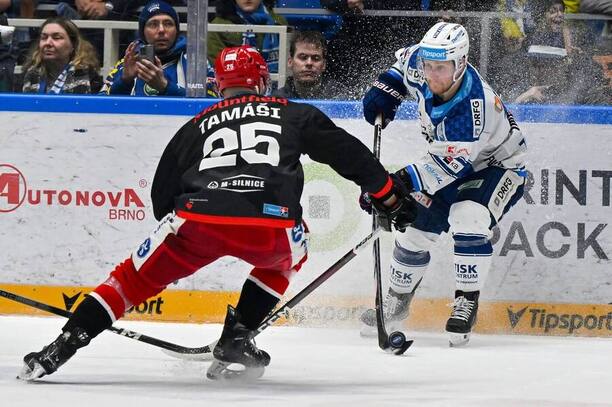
[139,44,155,63]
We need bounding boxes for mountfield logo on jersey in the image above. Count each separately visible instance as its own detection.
[0,164,146,220]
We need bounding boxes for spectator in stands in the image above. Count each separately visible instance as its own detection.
[100,0,216,97]
[321,1,418,99]
[513,0,610,104]
[55,0,142,21]
[497,0,537,48]
[487,0,535,100]
[208,0,287,72]
[273,30,341,99]
[54,0,145,62]
[0,12,15,91]
[22,16,102,94]
[321,0,495,98]
[1,0,37,91]
[563,0,581,13]
[515,0,574,103]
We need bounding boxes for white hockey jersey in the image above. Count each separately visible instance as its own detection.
[389,45,528,194]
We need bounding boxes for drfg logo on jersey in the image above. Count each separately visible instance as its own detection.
[470,99,483,138]
[0,163,147,220]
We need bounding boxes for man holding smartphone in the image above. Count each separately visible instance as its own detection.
[100,0,217,97]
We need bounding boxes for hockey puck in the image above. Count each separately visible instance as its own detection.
[388,331,413,355]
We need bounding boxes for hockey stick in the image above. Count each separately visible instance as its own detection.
[0,228,384,361]
[372,114,413,355]
[163,227,386,361]
[0,289,213,355]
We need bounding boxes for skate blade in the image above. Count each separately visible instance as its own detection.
[17,361,46,381]
[447,331,471,347]
[206,360,265,382]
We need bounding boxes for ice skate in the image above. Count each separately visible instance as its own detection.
[446,290,479,347]
[206,305,270,381]
[18,327,90,381]
[360,288,414,337]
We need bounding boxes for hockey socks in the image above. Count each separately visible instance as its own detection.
[388,242,429,295]
[235,279,280,330]
[62,294,114,339]
[453,234,492,292]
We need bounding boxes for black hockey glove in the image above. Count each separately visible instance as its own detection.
[393,167,415,194]
[369,174,417,232]
[391,196,418,233]
[358,191,373,215]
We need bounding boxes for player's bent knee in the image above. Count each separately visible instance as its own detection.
[448,201,491,237]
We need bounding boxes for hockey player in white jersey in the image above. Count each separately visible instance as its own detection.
[360,22,528,346]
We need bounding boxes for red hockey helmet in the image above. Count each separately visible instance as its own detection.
[214,46,270,95]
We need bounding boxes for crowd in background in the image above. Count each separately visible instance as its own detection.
[0,0,610,104]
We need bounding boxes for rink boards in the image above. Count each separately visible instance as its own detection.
[0,283,610,337]
[1,96,611,337]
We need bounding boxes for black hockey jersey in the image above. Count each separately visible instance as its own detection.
[151,94,391,227]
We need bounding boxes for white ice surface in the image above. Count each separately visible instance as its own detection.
[1,315,610,407]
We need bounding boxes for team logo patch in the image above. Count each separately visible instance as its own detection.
[291,224,304,242]
[494,95,503,113]
[136,238,151,258]
[263,203,289,218]
[144,83,160,96]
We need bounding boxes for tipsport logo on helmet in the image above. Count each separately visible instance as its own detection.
[419,47,447,61]
[0,164,147,220]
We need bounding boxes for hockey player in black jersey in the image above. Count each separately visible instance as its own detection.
[20,45,416,381]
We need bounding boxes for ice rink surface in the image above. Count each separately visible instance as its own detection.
[1,315,610,407]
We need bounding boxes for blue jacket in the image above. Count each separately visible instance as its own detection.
[100,36,217,97]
